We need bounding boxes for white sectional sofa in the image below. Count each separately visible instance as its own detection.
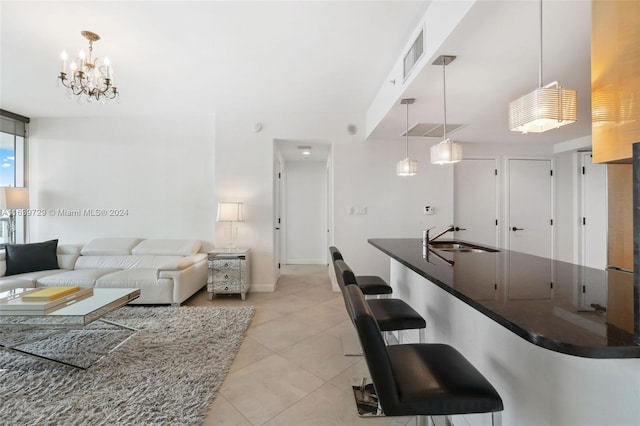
[0,238,208,305]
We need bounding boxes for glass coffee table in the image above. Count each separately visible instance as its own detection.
[0,287,140,369]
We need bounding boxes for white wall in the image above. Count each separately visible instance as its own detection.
[26,114,601,295]
[284,160,327,264]
[213,112,363,291]
[333,137,455,283]
[213,111,454,289]
[28,116,216,246]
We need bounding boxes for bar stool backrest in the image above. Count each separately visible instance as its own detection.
[329,246,344,262]
[333,259,357,293]
[343,284,400,411]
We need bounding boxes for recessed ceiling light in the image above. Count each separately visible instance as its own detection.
[298,146,312,156]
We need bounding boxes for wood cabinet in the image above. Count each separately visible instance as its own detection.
[607,164,633,271]
[591,0,640,163]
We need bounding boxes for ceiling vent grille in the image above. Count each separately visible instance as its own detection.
[403,30,424,80]
[402,123,466,138]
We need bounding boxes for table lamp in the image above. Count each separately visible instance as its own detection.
[0,187,29,244]
[216,202,244,249]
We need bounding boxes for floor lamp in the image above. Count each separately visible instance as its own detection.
[216,202,244,250]
[0,187,29,244]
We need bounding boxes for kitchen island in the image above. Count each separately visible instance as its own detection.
[369,238,640,426]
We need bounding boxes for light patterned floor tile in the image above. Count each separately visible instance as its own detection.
[246,312,327,352]
[279,331,361,381]
[220,354,325,425]
[229,336,274,373]
[262,382,410,426]
[202,394,251,426]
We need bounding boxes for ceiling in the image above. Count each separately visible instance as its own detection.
[275,139,331,162]
[0,0,429,117]
[373,0,592,145]
[1,1,592,146]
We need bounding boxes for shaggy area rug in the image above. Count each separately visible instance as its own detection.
[0,306,254,425]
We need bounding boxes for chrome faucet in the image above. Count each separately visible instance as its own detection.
[424,224,455,245]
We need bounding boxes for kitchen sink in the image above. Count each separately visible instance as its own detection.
[428,241,500,253]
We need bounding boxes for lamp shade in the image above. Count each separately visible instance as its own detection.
[216,202,244,222]
[430,139,462,165]
[509,84,577,133]
[396,157,418,176]
[0,187,29,210]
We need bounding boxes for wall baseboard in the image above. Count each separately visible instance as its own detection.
[250,283,276,293]
[285,259,326,265]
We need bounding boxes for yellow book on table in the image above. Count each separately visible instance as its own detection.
[21,286,81,302]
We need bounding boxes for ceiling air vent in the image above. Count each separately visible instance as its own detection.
[402,123,466,138]
[403,30,424,80]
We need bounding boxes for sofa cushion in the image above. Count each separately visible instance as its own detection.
[36,268,121,287]
[0,277,36,292]
[81,238,143,256]
[95,269,159,289]
[75,255,184,270]
[132,239,201,256]
[4,239,59,276]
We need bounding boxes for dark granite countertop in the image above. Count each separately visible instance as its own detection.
[369,238,639,359]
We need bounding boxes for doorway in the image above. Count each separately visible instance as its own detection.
[274,140,332,267]
[506,157,554,258]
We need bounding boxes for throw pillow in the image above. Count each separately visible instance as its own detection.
[4,239,59,276]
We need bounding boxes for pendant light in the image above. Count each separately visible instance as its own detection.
[397,98,418,176]
[508,0,576,133]
[430,55,462,165]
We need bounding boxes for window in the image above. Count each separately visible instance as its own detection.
[0,110,28,244]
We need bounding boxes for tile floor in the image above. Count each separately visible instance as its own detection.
[185,264,415,426]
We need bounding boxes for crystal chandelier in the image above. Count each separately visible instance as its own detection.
[57,31,119,103]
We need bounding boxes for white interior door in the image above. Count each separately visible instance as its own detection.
[507,158,553,258]
[284,160,327,264]
[581,152,608,270]
[454,158,498,247]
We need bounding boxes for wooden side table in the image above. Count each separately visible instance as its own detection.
[207,248,250,300]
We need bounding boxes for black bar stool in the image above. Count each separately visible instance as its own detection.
[334,259,425,345]
[329,246,392,296]
[344,284,504,425]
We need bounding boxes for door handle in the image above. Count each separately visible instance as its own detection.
[454,227,466,231]
[511,227,524,231]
